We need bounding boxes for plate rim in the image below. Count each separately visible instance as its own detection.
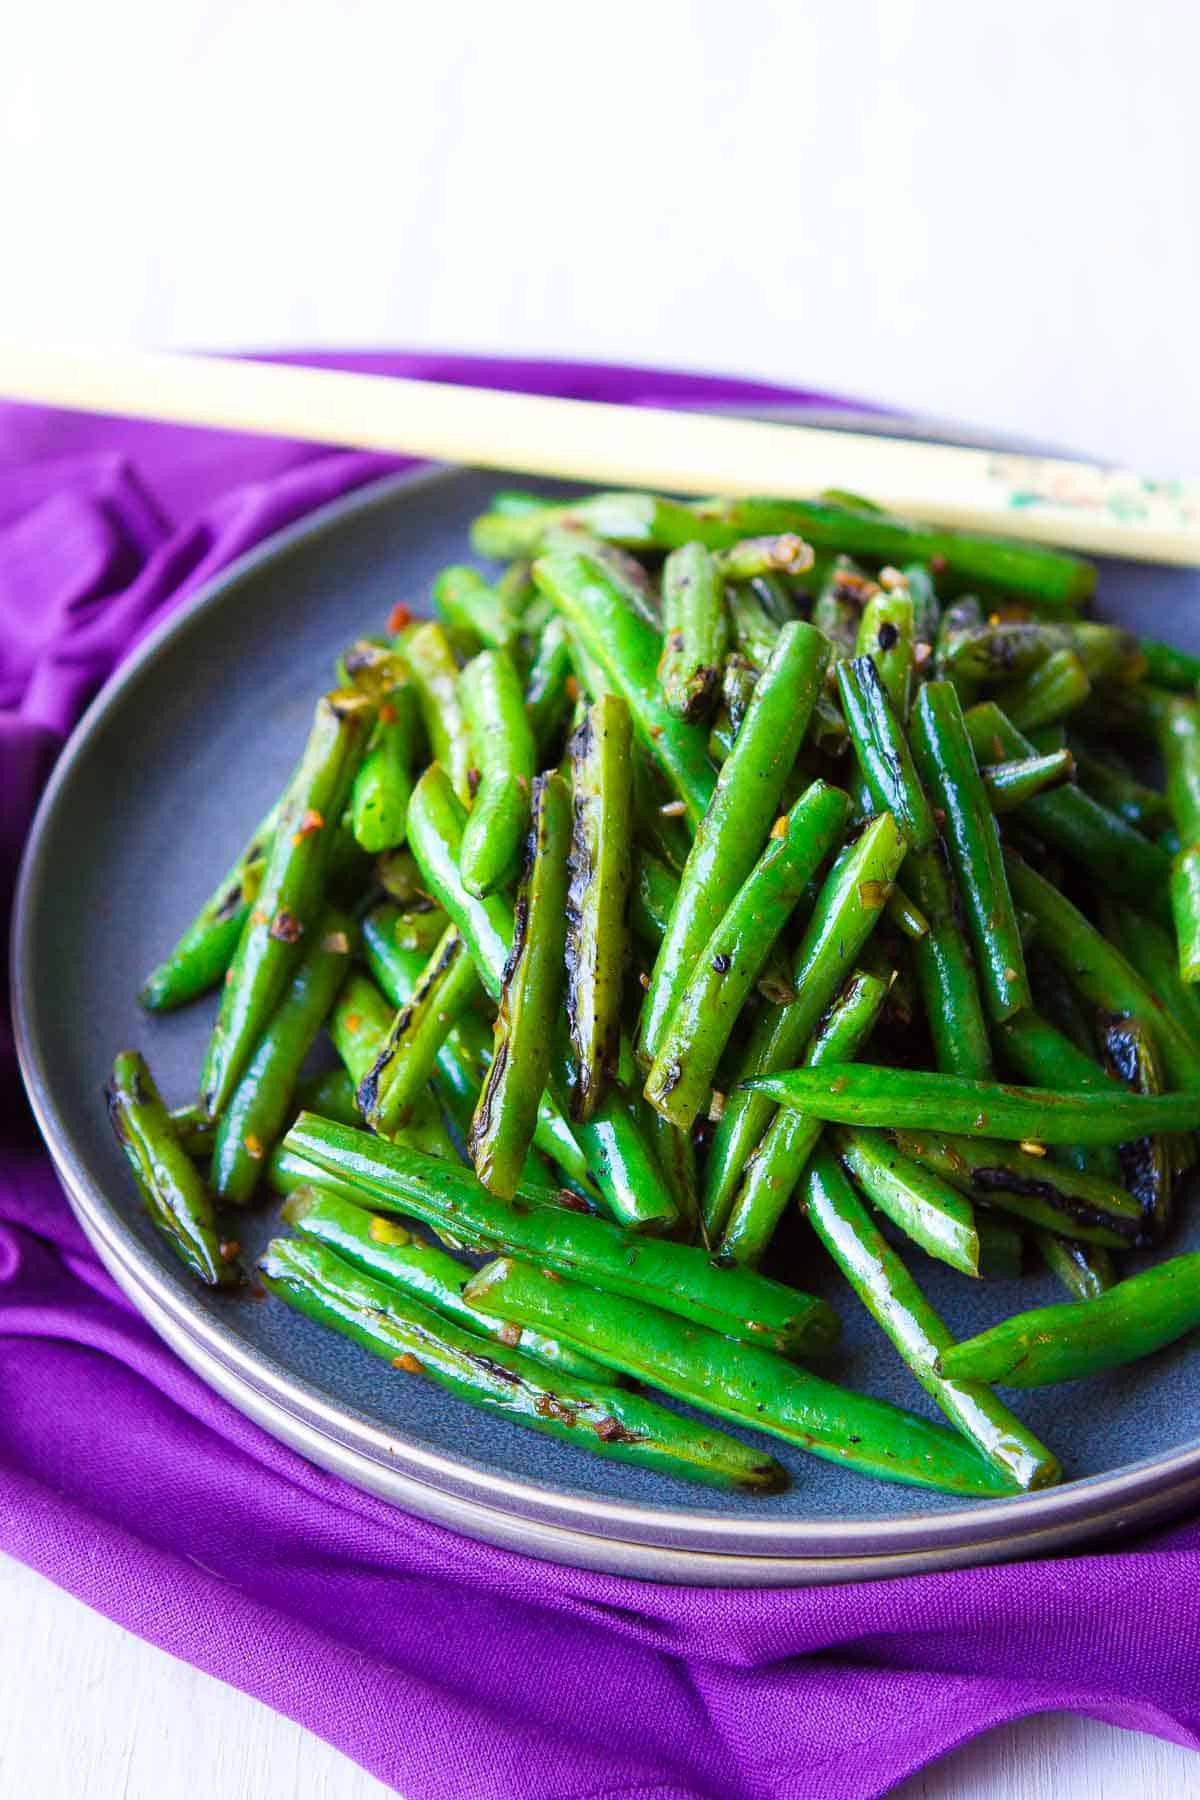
[14,455,1200,1580]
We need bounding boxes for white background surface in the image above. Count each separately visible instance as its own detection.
[3,2,1200,1796]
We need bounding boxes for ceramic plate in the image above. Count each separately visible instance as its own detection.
[15,439,1200,1584]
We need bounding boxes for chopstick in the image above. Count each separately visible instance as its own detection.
[1,343,1198,567]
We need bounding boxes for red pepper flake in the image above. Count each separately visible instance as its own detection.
[540,1267,562,1282]
[830,1076,849,1094]
[224,968,236,987]
[270,910,304,943]
[467,766,482,799]
[345,1011,363,1035]
[565,675,580,701]
[387,601,412,635]
[649,725,663,740]
[974,1112,988,1130]
[219,1238,241,1262]
[515,773,529,794]
[378,701,397,725]
[930,554,948,574]
[291,807,324,845]
[932,807,947,829]
[242,1134,264,1160]
[747,1319,768,1333]
[392,1353,423,1374]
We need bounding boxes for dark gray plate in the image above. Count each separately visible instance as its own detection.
[14,448,1200,1584]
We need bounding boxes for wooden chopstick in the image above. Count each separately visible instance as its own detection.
[1,344,1197,566]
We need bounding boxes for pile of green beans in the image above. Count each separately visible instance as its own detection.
[114,481,1200,1501]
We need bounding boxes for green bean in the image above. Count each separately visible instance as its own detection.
[910,681,1030,1021]
[566,697,635,1118]
[1157,694,1200,980]
[433,564,521,650]
[1139,636,1200,692]
[211,909,356,1203]
[688,494,1096,612]
[1037,1233,1115,1302]
[803,1149,1058,1489]
[458,649,535,898]
[891,1128,1141,1247]
[469,774,570,1196]
[885,888,929,941]
[993,648,1091,732]
[831,1127,979,1276]
[639,621,830,1066]
[938,620,1058,685]
[262,1236,782,1491]
[900,562,940,642]
[657,543,727,721]
[702,812,909,1231]
[360,927,480,1135]
[405,620,473,804]
[647,781,850,1130]
[976,1216,1025,1280]
[373,847,425,902]
[1004,852,1200,1089]
[938,1253,1200,1387]
[714,533,813,582]
[281,1186,613,1383]
[465,1256,1018,1497]
[533,548,715,825]
[1099,1013,1172,1239]
[966,704,1173,916]
[349,681,420,854]
[284,1112,837,1357]
[473,490,728,562]
[813,559,873,658]
[140,799,281,1011]
[107,1051,238,1287]
[750,1063,1200,1146]
[200,688,376,1118]
[856,586,915,719]
[727,582,780,668]
[632,851,679,948]
[381,903,449,956]
[992,1006,1119,1180]
[523,616,573,753]
[407,765,677,1229]
[648,1110,701,1243]
[982,750,1075,812]
[715,971,889,1260]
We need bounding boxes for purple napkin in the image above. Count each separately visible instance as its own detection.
[3,354,1199,1800]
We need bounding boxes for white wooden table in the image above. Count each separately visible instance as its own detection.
[3,1,1199,1793]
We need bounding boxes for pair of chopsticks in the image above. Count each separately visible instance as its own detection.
[0,344,1197,567]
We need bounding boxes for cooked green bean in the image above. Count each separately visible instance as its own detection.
[966,703,1173,916]
[532,548,716,825]
[470,774,570,1196]
[750,1064,1200,1146]
[657,542,727,721]
[281,1186,612,1383]
[1099,1013,1172,1239]
[727,582,780,668]
[433,564,521,650]
[856,585,915,719]
[141,798,281,1011]
[639,621,830,1066]
[890,1128,1140,1247]
[523,615,573,753]
[938,1253,1200,1387]
[212,908,356,1203]
[714,533,813,582]
[992,1006,1119,1179]
[360,926,480,1136]
[803,1148,1058,1489]
[262,1236,782,1490]
[108,1051,238,1287]
[910,681,1030,1021]
[565,698,634,1118]
[405,620,473,804]
[407,764,677,1229]
[1139,636,1200,692]
[831,1127,979,1276]
[702,812,908,1231]
[1068,741,1175,842]
[458,649,535,898]
[284,1112,838,1356]
[474,490,726,561]
[982,750,1075,812]
[993,648,1091,732]
[647,781,849,1130]
[1109,903,1200,1053]
[1037,1233,1115,1302]
[465,1256,1019,1496]
[632,851,679,948]
[349,680,420,854]
[813,559,872,659]
[1157,694,1200,981]
[1005,852,1200,1089]
[200,688,376,1118]
[716,971,889,1258]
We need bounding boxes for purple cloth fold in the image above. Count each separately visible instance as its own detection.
[2,353,1198,1800]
